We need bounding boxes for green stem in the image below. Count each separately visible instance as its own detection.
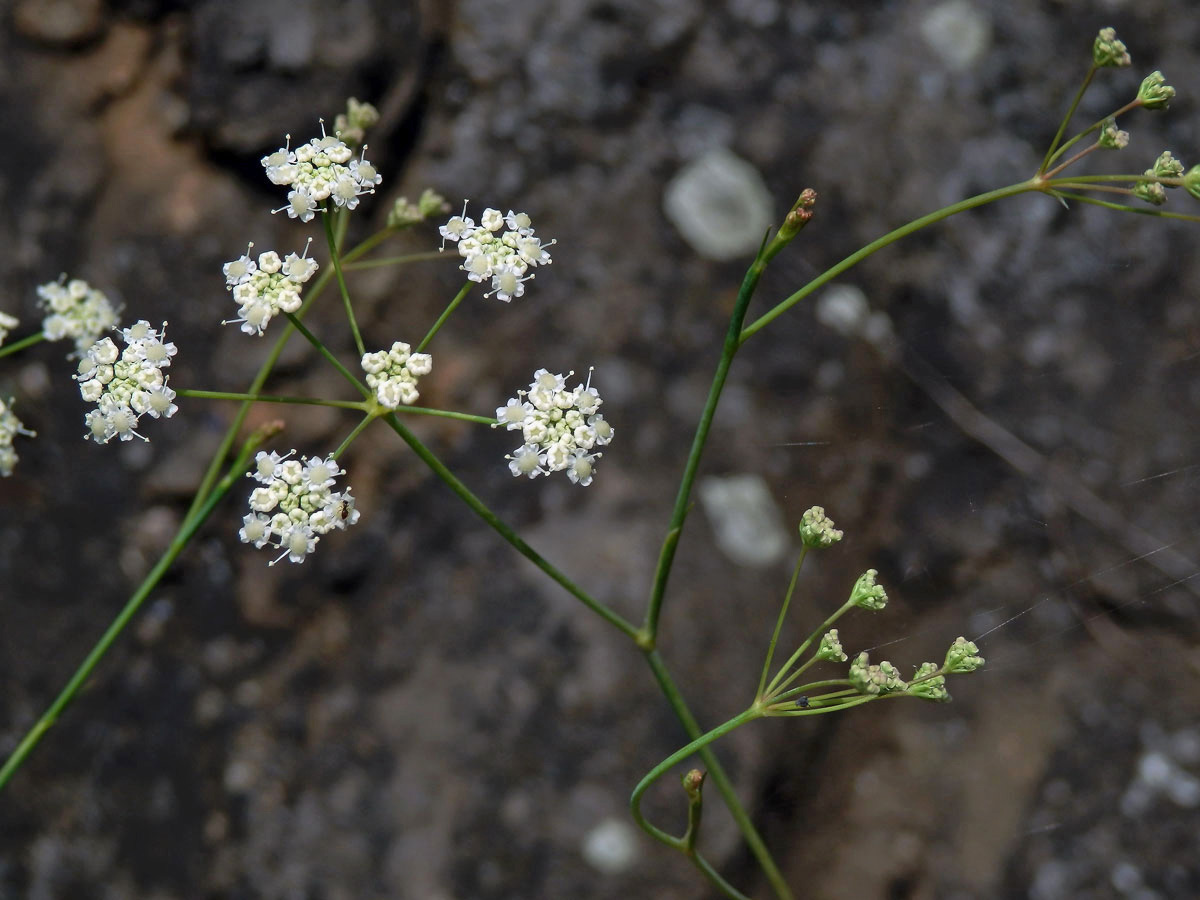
[343,250,448,271]
[764,600,854,700]
[380,413,640,640]
[643,255,770,643]
[395,406,495,426]
[417,281,473,352]
[332,413,376,460]
[770,695,876,717]
[0,425,275,792]
[643,651,794,900]
[756,548,807,700]
[324,208,365,359]
[1043,97,1144,171]
[1038,63,1097,175]
[283,313,372,399]
[0,331,48,359]
[739,180,1038,343]
[1053,190,1200,222]
[1042,141,1100,180]
[176,388,369,411]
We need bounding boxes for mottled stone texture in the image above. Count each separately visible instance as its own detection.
[2,2,1199,898]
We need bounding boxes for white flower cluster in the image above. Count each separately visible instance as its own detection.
[239,450,360,565]
[494,369,613,485]
[221,242,319,336]
[0,311,18,348]
[360,342,432,408]
[438,204,555,302]
[36,278,121,356]
[0,397,35,477]
[261,127,382,223]
[76,320,179,444]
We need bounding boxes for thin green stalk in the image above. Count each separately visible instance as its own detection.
[1053,190,1200,222]
[344,250,448,271]
[764,599,854,700]
[381,413,640,640]
[755,548,807,700]
[332,413,376,460]
[0,424,276,791]
[324,209,365,359]
[417,282,473,352]
[1038,63,1097,174]
[643,255,770,643]
[644,651,794,900]
[0,331,47,359]
[770,695,876,717]
[395,406,495,426]
[1041,141,1100,180]
[283,313,372,399]
[739,180,1038,343]
[1043,97,1144,171]
[176,388,369,411]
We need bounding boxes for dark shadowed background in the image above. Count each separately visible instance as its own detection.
[2,1,1199,898]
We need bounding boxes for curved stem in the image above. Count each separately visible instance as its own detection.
[0,331,48,359]
[740,180,1038,343]
[643,256,769,643]
[643,651,794,900]
[324,209,365,359]
[380,413,640,640]
[417,281,473,352]
[0,424,276,791]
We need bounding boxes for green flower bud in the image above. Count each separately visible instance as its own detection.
[1184,165,1200,201]
[907,662,950,702]
[682,768,705,799]
[1092,27,1131,68]
[418,187,450,219]
[816,629,847,662]
[799,506,843,549]
[943,636,985,674]
[1138,71,1175,110]
[848,651,906,696]
[1133,177,1167,206]
[1152,151,1184,180]
[1098,118,1129,150]
[849,569,888,611]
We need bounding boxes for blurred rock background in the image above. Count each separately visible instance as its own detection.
[2,0,1199,897]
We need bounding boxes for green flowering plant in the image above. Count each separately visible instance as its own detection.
[0,27,1196,899]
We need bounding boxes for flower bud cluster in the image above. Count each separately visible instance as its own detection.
[388,188,449,229]
[0,397,35,477]
[494,369,613,485]
[332,98,379,146]
[0,311,18,348]
[848,651,907,696]
[1135,151,1187,206]
[906,662,949,702]
[848,569,888,610]
[439,204,555,302]
[1138,71,1175,110]
[239,450,360,565]
[76,320,178,444]
[944,636,985,673]
[1092,27,1131,68]
[799,505,843,548]
[261,127,382,223]
[221,243,319,336]
[36,278,121,357]
[361,342,433,408]
[1098,118,1129,150]
[816,629,847,662]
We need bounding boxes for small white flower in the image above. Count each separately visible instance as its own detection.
[36,278,122,356]
[0,397,36,477]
